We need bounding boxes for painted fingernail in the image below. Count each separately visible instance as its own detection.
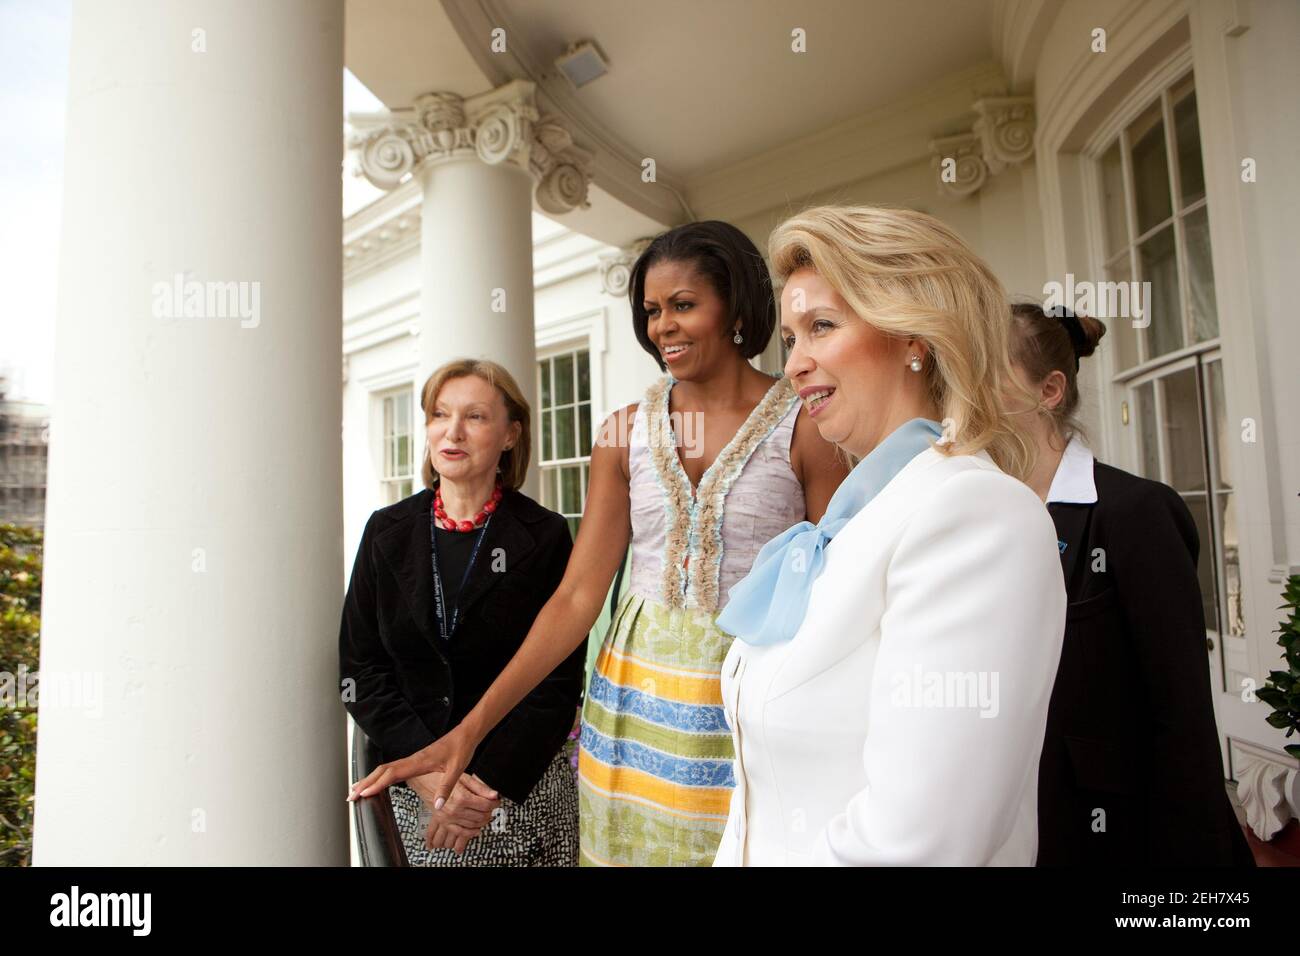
[434,797,445,810]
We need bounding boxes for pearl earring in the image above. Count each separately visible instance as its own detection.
[909,355,923,372]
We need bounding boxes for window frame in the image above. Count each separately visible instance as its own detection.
[377,383,415,505]
[536,344,594,538]
[1085,62,1245,691]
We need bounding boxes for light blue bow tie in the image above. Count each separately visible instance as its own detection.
[715,418,942,646]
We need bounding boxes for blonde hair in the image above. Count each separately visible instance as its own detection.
[768,204,1036,480]
[419,359,532,491]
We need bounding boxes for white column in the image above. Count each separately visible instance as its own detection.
[416,157,535,409]
[34,0,346,864]
[350,81,593,500]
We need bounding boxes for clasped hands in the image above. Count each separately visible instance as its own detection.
[410,770,501,854]
[348,725,488,853]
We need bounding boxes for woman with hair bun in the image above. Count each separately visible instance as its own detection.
[1008,303,1255,866]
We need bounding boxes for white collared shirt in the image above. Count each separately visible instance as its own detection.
[1046,435,1098,505]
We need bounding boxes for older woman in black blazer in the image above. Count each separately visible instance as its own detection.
[1009,304,1253,866]
[342,358,582,866]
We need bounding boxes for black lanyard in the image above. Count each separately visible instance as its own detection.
[429,504,493,643]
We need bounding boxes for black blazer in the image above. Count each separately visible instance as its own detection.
[339,487,583,804]
[1038,461,1253,866]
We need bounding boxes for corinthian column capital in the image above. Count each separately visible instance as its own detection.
[347,79,594,214]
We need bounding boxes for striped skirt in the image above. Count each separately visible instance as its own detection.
[577,590,735,866]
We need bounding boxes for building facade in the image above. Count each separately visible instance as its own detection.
[0,373,49,531]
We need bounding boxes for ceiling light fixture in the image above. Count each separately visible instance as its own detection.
[555,40,609,89]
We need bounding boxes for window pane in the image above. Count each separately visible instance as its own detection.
[1172,79,1206,207]
[1184,206,1219,342]
[578,403,592,457]
[577,350,591,402]
[1183,493,1220,634]
[1161,367,1206,493]
[1137,225,1182,357]
[1101,142,1128,256]
[1106,253,1139,369]
[547,468,558,510]
[396,433,410,473]
[561,465,581,514]
[555,353,575,405]
[395,393,410,430]
[1129,101,1173,235]
[399,478,413,500]
[541,409,553,461]
[556,406,576,460]
[1206,360,1232,490]
[540,360,552,409]
[1218,490,1245,636]
[1135,381,1160,479]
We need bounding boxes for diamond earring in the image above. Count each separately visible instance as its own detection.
[733,330,743,344]
[909,354,923,372]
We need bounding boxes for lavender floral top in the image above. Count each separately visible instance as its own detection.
[625,374,805,614]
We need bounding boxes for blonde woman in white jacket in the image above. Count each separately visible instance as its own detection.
[713,206,1066,866]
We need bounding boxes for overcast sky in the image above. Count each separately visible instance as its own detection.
[0,0,385,405]
[0,0,71,406]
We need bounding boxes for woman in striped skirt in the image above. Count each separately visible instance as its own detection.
[351,220,846,865]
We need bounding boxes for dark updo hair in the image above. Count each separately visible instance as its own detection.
[628,221,776,371]
[1009,302,1107,441]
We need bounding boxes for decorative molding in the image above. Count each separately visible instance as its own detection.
[928,132,988,198]
[347,79,594,216]
[973,96,1037,172]
[991,0,1059,93]
[1231,738,1300,841]
[356,361,419,393]
[929,95,1035,199]
[597,239,652,297]
[344,208,420,278]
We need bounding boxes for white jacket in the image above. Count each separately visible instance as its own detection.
[714,447,1066,866]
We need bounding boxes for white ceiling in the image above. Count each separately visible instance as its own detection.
[494,0,996,179]
[344,0,1008,241]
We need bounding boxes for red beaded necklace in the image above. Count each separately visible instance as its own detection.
[434,479,504,532]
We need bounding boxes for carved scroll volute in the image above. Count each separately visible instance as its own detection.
[929,132,988,199]
[973,96,1036,175]
[354,127,418,190]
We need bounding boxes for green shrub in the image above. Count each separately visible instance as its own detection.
[1256,573,1300,760]
[0,523,41,867]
